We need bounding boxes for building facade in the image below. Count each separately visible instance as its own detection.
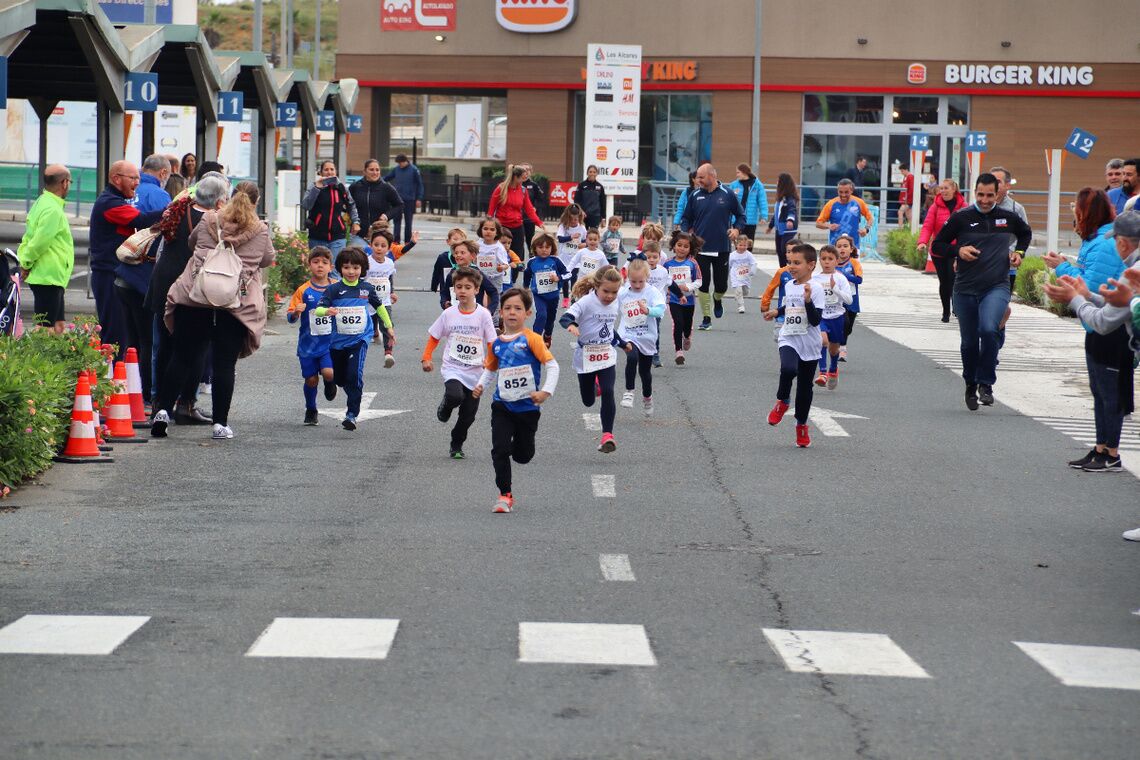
[337,0,1139,198]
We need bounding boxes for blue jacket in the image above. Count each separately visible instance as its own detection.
[673,186,692,226]
[1055,222,1125,332]
[89,184,164,273]
[679,183,745,253]
[135,173,171,214]
[1107,187,1131,214]
[727,177,768,227]
[383,164,424,203]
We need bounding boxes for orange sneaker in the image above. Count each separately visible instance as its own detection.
[814,373,827,387]
[598,433,616,453]
[796,424,811,448]
[493,494,513,513]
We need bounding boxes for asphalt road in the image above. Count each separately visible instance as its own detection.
[2,221,1137,759]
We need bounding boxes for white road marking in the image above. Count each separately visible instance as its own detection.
[318,392,411,422]
[69,269,89,281]
[246,617,400,660]
[599,554,635,581]
[519,622,657,666]
[591,474,616,498]
[582,413,602,431]
[0,614,150,655]
[762,628,931,678]
[1015,642,1140,691]
[808,407,869,437]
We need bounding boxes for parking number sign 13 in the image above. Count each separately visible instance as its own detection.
[965,131,988,152]
[1064,127,1097,159]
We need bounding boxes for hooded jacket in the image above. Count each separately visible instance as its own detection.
[919,192,968,248]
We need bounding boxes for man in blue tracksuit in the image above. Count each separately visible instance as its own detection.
[383,154,424,245]
[680,163,745,330]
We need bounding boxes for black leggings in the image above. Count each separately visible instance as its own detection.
[506,225,526,283]
[777,345,816,425]
[578,365,616,434]
[491,401,540,496]
[115,283,153,401]
[696,252,730,296]
[443,379,481,449]
[670,303,694,350]
[932,254,955,318]
[843,311,857,343]
[157,306,245,426]
[624,345,653,397]
[775,232,794,268]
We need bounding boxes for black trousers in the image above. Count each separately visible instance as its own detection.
[115,282,153,401]
[577,365,616,434]
[932,254,955,318]
[775,232,795,268]
[505,225,526,283]
[443,379,481,449]
[158,306,245,426]
[29,284,65,325]
[491,401,540,496]
[624,345,654,397]
[152,313,201,406]
[777,345,816,425]
[669,302,694,350]
[696,252,730,296]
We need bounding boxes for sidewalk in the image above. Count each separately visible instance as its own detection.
[756,258,1140,478]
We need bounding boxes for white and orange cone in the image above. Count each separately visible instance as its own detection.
[104,361,148,443]
[55,374,114,463]
[124,347,148,427]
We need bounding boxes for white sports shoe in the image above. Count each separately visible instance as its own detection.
[620,391,635,408]
[211,424,234,440]
[1123,527,1140,542]
[737,305,746,313]
[643,396,654,416]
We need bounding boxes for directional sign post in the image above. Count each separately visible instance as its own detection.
[908,133,929,237]
[1045,128,1097,253]
[124,72,159,112]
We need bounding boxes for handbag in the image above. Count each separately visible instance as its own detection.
[116,224,161,265]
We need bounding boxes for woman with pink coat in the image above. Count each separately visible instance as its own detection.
[917,179,968,322]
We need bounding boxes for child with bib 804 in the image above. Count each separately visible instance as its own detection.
[422,266,499,460]
[618,258,667,415]
[473,287,560,514]
[286,246,337,426]
[314,247,394,431]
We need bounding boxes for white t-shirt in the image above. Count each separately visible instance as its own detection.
[570,248,609,279]
[557,223,587,268]
[564,290,620,374]
[427,304,498,389]
[778,279,826,361]
[647,264,671,299]
[617,283,665,356]
[366,255,396,307]
[813,271,853,321]
[477,241,510,290]
[728,251,757,289]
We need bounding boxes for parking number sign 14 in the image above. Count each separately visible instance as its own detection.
[1064,127,1097,159]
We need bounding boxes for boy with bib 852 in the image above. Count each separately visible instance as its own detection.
[286,246,337,426]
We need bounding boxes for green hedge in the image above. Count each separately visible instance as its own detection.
[263,228,311,317]
[885,228,925,270]
[1015,256,1070,316]
[0,319,112,491]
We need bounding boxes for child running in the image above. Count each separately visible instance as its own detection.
[728,235,757,313]
[662,230,703,365]
[569,229,610,292]
[431,227,468,302]
[422,266,498,459]
[499,228,523,287]
[645,241,671,367]
[476,217,511,308]
[556,203,587,307]
[760,237,803,344]
[442,240,499,314]
[813,244,853,389]
[834,233,863,362]
[286,246,336,426]
[618,259,666,415]
[314,247,394,431]
[366,228,398,367]
[600,215,626,267]
[473,288,560,513]
[559,265,631,452]
[763,243,824,448]
[522,231,569,347]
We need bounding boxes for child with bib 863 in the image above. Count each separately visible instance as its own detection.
[286,246,337,426]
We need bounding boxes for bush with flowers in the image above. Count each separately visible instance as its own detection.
[263,227,311,317]
[0,317,112,491]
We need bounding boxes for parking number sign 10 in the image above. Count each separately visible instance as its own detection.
[218,91,244,122]
[909,133,930,151]
[276,102,298,127]
[1064,127,1097,159]
[124,72,159,111]
[965,131,988,152]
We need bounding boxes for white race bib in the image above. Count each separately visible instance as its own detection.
[582,342,616,372]
[824,287,839,307]
[477,253,499,273]
[447,333,484,366]
[579,257,601,276]
[605,238,620,253]
[336,305,367,335]
[309,310,332,336]
[621,298,648,328]
[497,364,534,402]
[671,267,691,289]
[736,265,752,279]
[368,276,390,300]
[782,301,807,337]
[535,270,559,294]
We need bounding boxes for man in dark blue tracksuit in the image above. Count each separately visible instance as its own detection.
[383,154,424,245]
[932,173,1032,411]
[680,163,745,330]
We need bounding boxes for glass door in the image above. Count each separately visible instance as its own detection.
[886,132,940,224]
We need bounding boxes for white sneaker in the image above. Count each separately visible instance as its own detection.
[737,305,746,313]
[1123,527,1140,542]
[211,423,234,440]
[621,391,635,408]
[643,396,654,416]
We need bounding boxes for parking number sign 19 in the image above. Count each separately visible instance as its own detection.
[124,72,159,112]
[218,92,244,122]
[276,102,298,127]
[1064,127,1097,159]
[965,131,988,152]
[909,133,930,151]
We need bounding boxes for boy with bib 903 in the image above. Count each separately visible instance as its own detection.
[286,246,337,426]
[314,247,393,431]
[422,266,498,460]
[473,288,560,513]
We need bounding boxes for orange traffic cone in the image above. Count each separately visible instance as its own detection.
[87,369,113,452]
[124,348,148,427]
[104,362,149,443]
[924,250,936,274]
[54,374,114,463]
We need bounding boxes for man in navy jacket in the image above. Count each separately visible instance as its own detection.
[384,154,424,244]
[680,163,745,330]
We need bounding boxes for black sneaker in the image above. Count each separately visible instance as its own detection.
[698,316,712,331]
[1083,452,1122,473]
[651,354,662,368]
[323,379,337,401]
[437,399,453,423]
[964,384,979,411]
[449,448,465,460]
[304,408,319,426]
[713,300,724,318]
[342,414,357,431]
[1067,448,1098,469]
[978,384,994,406]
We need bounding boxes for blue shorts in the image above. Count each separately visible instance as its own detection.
[299,352,333,378]
[821,316,846,344]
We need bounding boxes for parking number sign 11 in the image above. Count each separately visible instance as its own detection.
[124,72,159,111]
[218,92,244,122]
[1064,127,1097,159]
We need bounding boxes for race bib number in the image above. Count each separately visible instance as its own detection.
[782,301,807,337]
[671,268,691,289]
[336,305,367,335]
[736,266,752,279]
[447,333,484,366]
[535,270,559,294]
[621,298,648,328]
[368,276,390,300]
[605,238,620,253]
[497,364,534,402]
[579,257,601,275]
[477,253,499,273]
[582,342,616,372]
[824,287,839,307]
[309,310,332,336]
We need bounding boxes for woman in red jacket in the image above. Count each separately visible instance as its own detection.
[917,179,967,322]
[488,164,546,268]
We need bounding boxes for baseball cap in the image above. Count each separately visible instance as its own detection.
[1109,210,1140,238]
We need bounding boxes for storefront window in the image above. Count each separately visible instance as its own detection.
[892,96,939,124]
[800,134,882,216]
[392,94,507,160]
[947,95,969,126]
[804,95,884,124]
[640,93,712,182]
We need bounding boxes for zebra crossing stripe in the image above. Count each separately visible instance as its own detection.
[582,413,602,431]
[519,622,657,666]
[762,628,931,679]
[599,554,636,581]
[0,614,150,655]
[246,618,400,660]
[1015,642,1140,691]
[592,474,616,498]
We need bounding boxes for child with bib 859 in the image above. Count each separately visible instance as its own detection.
[523,231,569,347]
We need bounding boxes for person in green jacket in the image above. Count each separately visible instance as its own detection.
[18,165,74,333]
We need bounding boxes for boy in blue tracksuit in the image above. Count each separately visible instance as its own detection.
[286,247,337,425]
[522,231,569,345]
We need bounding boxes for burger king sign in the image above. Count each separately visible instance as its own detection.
[496,0,577,33]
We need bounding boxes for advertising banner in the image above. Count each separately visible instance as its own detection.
[381,0,456,31]
[584,44,641,196]
[548,181,578,207]
[453,102,482,159]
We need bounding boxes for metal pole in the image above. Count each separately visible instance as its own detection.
[1046,149,1062,253]
[279,0,287,66]
[286,0,294,67]
[909,150,922,237]
[750,0,762,173]
[253,0,263,55]
[144,0,155,24]
[312,0,321,79]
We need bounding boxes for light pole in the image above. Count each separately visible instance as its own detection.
[750,0,762,173]
[312,0,321,79]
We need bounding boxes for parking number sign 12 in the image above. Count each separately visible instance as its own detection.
[218,92,244,122]
[124,72,159,112]
[1064,127,1097,159]
[276,102,298,127]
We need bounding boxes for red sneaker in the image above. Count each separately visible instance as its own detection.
[796,424,811,448]
[493,493,513,513]
[598,433,616,453]
[767,400,789,426]
[814,373,827,387]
